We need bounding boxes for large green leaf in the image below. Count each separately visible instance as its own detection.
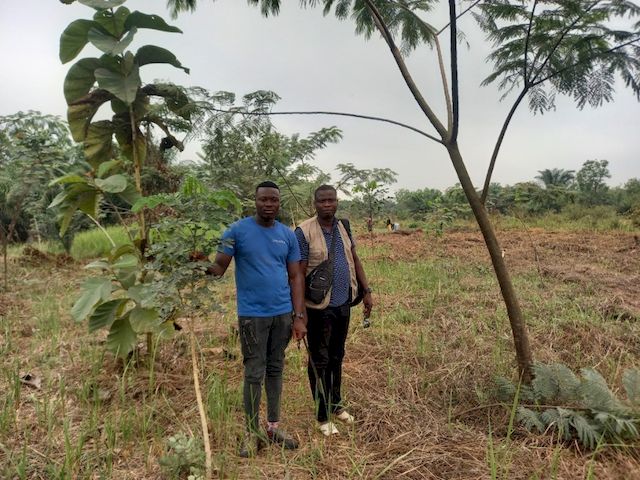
[95,65,141,104]
[71,277,112,322]
[54,181,98,236]
[112,253,138,269]
[49,181,100,225]
[129,306,161,333]
[84,259,111,270]
[77,189,101,217]
[67,89,113,142]
[117,183,141,206]
[60,19,98,63]
[88,26,136,56]
[115,125,147,164]
[124,11,182,33]
[143,83,192,120]
[111,91,149,118]
[58,204,77,237]
[127,284,154,306]
[113,253,139,289]
[110,243,136,262]
[95,174,127,193]
[83,121,114,168]
[135,45,189,73]
[64,58,101,105]
[116,267,137,289]
[97,159,122,178]
[93,6,129,37]
[106,315,137,358]
[48,190,69,210]
[49,174,87,186]
[88,298,128,332]
[79,0,126,9]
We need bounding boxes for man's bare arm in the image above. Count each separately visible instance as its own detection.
[207,252,232,277]
[288,261,307,340]
[352,246,373,318]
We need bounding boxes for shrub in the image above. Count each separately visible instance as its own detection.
[160,433,204,480]
[495,363,640,450]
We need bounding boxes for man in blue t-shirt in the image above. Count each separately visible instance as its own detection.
[206,181,307,457]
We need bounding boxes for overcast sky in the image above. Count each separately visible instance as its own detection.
[1,0,638,191]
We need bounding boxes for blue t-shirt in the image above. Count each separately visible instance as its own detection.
[220,217,300,317]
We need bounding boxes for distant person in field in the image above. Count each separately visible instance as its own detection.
[295,185,373,436]
[201,181,307,457]
[366,216,373,233]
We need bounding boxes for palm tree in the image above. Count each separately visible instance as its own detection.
[535,168,575,189]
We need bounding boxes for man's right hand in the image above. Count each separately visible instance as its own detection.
[292,316,307,340]
[189,251,208,262]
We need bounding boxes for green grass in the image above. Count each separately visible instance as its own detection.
[399,205,637,234]
[70,225,133,259]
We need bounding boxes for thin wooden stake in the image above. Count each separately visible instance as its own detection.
[189,320,212,478]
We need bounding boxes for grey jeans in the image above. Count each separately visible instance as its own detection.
[238,312,292,431]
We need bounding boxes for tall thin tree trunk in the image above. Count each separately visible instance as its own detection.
[130,107,147,253]
[447,142,533,382]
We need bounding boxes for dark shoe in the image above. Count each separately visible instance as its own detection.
[267,427,299,449]
[238,431,266,458]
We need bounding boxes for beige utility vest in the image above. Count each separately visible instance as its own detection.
[299,217,358,310]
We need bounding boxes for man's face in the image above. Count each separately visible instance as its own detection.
[255,187,280,221]
[314,189,338,220]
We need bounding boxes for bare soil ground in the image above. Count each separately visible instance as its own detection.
[386,228,640,318]
[1,228,639,479]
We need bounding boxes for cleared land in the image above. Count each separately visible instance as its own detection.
[1,227,639,479]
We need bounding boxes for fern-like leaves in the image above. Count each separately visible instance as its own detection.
[495,363,640,450]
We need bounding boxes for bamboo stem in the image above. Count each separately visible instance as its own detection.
[189,320,212,478]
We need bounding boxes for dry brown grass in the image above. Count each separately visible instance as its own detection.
[1,229,640,479]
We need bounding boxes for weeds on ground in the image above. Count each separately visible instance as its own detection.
[2,230,640,478]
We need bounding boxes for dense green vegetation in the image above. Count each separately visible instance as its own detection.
[2,109,638,254]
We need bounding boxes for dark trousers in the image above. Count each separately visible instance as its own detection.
[306,305,350,422]
[238,313,292,432]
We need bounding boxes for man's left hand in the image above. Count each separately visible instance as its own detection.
[363,292,373,318]
[292,317,307,340]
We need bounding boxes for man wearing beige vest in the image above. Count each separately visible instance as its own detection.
[295,185,373,436]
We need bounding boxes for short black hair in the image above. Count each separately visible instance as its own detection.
[314,184,337,200]
[255,181,280,192]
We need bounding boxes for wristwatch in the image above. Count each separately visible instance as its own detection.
[294,312,305,319]
[363,287,372,294]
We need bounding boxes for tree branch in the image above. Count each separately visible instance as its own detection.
[435,35,454,135]
[481,0,617,204]
[532,35,640,86]
[204,107,444,144]
[530,0,603,84]
[448,0,460,144]
[362,0,448,139]
[523,0,539,82]
[384,0,453,133]
[437,0,482,36]
[145,117,185,151]
[480,88,528,204]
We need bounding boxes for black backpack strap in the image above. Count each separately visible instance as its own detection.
[340,218,352,239]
